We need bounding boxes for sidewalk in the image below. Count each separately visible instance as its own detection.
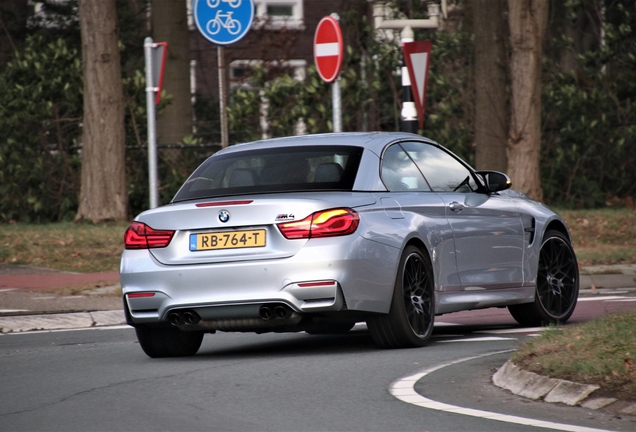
[0,263,122,330]
[580,263,636,291]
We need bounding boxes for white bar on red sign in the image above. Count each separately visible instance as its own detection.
[315,42,340,57]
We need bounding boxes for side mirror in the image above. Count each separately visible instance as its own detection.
[476,171,512,193]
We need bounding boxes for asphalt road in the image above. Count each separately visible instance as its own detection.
[1,296,635,432]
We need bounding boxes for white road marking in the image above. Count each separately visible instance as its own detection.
[0,309,29,313]
[390,350,611,432]
[434,321,461,327]
[477,327,543,334]
[439,336,515,343]
[578,296,629,302]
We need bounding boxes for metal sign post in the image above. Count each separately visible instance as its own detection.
[218,46,229,148]
[144,37,167,209]
[332,76,342,133]
[193,0,254,148]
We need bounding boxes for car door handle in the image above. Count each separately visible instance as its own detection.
[449,201,465,212]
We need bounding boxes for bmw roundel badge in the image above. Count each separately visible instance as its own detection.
[218,210,230,223]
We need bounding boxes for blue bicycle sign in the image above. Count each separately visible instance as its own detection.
[207,0,241,7]
[207,10,241,35]
[193,0,254,45]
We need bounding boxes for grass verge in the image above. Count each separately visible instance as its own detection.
[560,208,636,266]
[0,222,128,273]
[512,311,636,402]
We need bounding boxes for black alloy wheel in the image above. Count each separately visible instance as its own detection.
[402,250,434,337]
[509,229,579,326]
[367,245,435,348]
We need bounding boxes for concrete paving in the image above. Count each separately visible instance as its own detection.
[0,310,125,333]
[494,360,636,417]
[0,263,123,331]
[580,263,636,292]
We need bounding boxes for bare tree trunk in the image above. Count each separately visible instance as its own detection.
[473,0,508,172]
[76,0,127,222]
[507,0,548,201]
[548,0,601,74]
[152,0,193,145]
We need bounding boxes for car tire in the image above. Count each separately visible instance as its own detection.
[135,326,204,358]
[509,229,579,326]
[367,245,435,349]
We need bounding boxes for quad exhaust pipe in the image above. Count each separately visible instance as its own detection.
[259,304,292,320]
[183,311,199,325]
[169,304,297,330]
[168,310,201,326]
[259,305,274,320]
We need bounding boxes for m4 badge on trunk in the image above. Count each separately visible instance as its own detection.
[275,214,295,221]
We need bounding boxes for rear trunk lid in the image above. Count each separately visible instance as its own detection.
[137,192,376,265]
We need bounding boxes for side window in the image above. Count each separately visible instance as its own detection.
[401,141,478,192]
[381,144,431,192]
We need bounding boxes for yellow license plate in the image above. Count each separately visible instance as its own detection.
[189,230,266,251]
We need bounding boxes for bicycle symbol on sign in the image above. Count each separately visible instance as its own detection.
[207,10,242,35]
[207,0,241,8]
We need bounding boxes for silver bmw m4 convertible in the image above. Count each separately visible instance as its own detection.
[121,132,578,357]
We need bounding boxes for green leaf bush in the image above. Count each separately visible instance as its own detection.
[0,34,82,222]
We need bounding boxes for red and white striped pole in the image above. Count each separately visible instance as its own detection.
[400,26,417,133]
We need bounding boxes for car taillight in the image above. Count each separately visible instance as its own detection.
[277,208,359,239]
[127,292,156,298]
[124,222,175,249]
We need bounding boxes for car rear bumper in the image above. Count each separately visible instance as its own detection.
[120,235,400,325]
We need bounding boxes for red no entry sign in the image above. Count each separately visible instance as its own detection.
[314,16,343,83]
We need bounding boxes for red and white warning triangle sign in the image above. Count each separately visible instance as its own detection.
[403,41,432,129]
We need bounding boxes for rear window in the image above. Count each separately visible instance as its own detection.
[172,145,363,202]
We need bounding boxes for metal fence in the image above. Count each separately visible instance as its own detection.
[126,143,222,214]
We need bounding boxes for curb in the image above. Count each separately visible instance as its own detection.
[493,360,636,416]
[0,310,126,333]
